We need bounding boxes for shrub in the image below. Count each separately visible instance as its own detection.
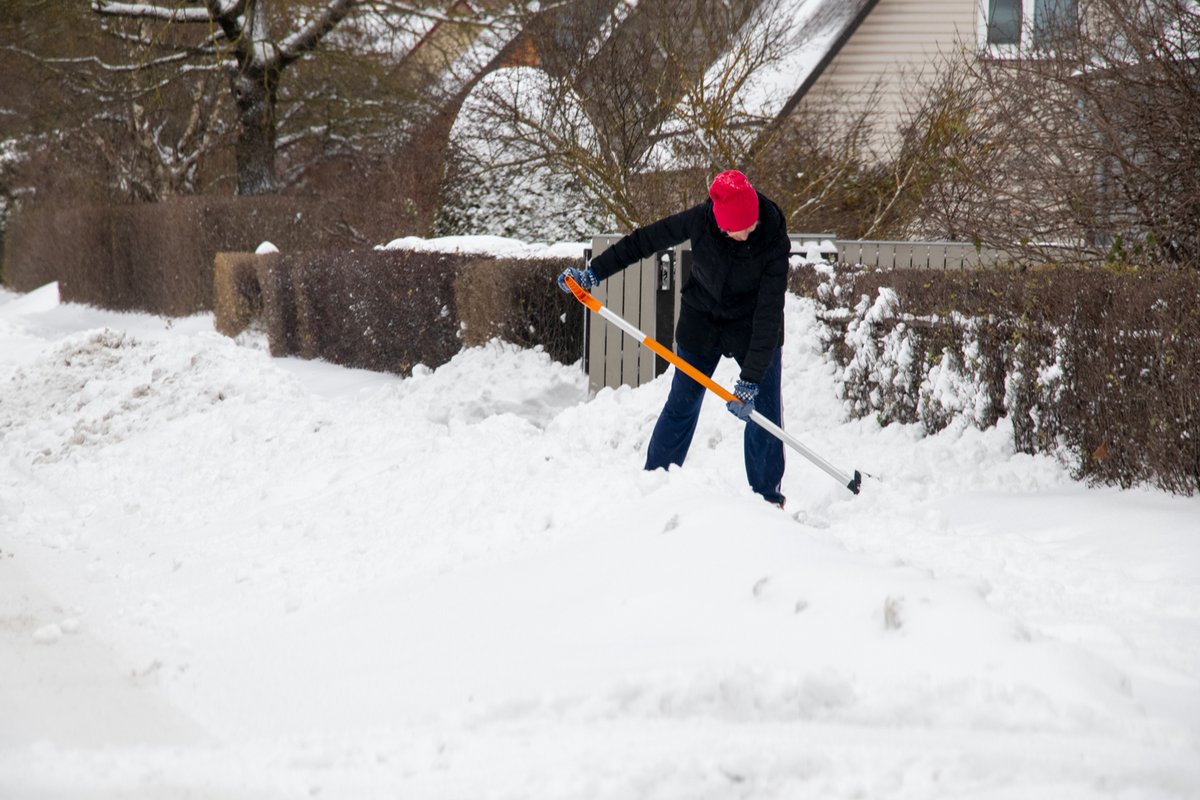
[803,264,1200,494]
[261,248,473,375]
[455,255,583,366]
[213,251,270,337]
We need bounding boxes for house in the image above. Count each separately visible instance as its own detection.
[441,0,1086,220]
[762,0,1079,159]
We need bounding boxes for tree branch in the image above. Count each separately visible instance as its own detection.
[279,0,357,67]
[91,1,213,23]
[2,44,212,74]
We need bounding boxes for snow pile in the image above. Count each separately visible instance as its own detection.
[0,328,297,464]
[1,282,1198,799]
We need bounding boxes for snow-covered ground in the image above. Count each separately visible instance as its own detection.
[1,277,1198,799]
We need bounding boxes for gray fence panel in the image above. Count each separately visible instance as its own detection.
[639,256,657,385]
[832,239,1001,270]
[916,243,935,270]
[589,236,620,394]
[587,235,668,395]
[621,260,642,386]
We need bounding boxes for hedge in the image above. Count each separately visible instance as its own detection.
[791,265,1200,495]
[454,255,582,367]
[213,251,268,337]
[2,194,418,314]
[218,248,584,375]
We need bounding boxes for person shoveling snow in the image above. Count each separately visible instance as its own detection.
[558,170,860,505]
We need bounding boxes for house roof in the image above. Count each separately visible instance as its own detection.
[742,0,881,122]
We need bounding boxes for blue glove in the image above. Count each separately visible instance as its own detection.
[557,265,599,293]
[726,380,758,420]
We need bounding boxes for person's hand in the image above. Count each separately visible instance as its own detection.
[557,266,599,293]
[726,380,758,420]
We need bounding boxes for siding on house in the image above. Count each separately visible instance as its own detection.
[796,0,979,158]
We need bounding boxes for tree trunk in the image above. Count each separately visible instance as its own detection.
[232,67,280,196]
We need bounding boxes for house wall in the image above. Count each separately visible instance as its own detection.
[797,0,979,159]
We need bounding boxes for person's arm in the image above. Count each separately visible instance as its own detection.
[587,207,695,281]
[738,248,789,384]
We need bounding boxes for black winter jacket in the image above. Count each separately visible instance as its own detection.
[589,192,789,384]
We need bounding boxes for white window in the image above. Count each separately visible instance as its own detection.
[981,0,1078,55]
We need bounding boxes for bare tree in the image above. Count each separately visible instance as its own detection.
[750,81,889,238]
[764,0,1199,266]
[91,0,354,195]
[1,2,121,234]
[654,1,809,178]
[916,0,1200,268]
[442,0,792,235]
[750,61,988,242]
[84,71,230,200]
[81,0,529,196]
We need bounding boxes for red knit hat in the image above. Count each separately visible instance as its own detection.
[709,170,759,232]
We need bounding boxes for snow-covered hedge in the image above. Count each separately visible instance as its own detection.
[793,264,1200,495]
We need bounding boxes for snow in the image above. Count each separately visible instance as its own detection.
[647,0,870,169]
[721,0,852,120]
[1,268,1199,799]
[378,234,586,260]
[439,66,611,240]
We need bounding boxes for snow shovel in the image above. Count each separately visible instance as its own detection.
[563,275,863,495]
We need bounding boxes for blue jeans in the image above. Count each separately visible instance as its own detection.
[645,345,786,504]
